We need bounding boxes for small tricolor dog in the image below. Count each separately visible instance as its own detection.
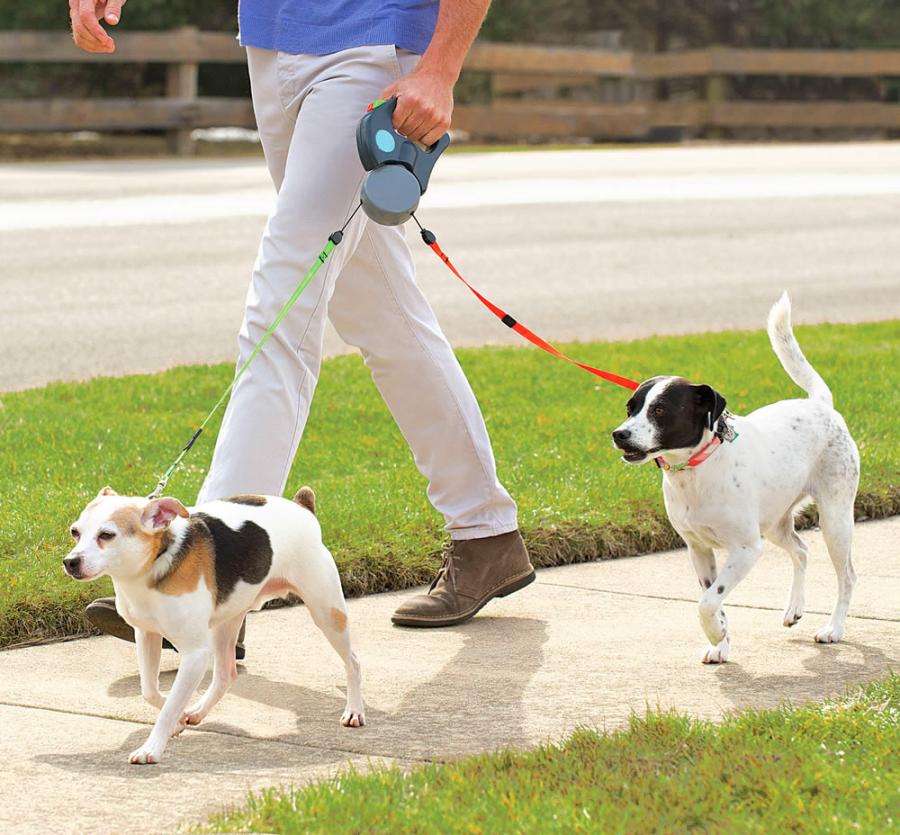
[612,293,859,663]
[64,486,364,764]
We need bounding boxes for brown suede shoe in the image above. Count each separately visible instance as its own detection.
[85,597,246,660]
[391,529,535,627]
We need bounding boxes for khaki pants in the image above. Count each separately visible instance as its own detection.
[197,45,518,540]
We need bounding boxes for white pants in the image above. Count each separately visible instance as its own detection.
[197,45,518,540]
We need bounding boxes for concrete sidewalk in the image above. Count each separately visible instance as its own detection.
[1,517,897,834]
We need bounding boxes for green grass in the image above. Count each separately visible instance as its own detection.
[1,321,897,647]
[197,674,900,834]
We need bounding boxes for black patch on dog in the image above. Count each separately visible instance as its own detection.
[717,585,725,594]
[194,513,272,604]
[644,378,727,452]
[624,376,666,418]
[223,495,267,506]
[704,579,712,589]
[696,385,727,431]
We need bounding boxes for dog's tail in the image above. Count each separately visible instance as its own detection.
[767,292,833,407]
[292,486,316,515]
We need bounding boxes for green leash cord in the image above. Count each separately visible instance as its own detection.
[148,224,351,499]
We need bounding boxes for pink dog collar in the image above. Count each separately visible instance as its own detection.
[656,436,722,472]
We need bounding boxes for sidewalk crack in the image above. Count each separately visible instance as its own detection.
[535,580,900,622]
[0,700,433,763]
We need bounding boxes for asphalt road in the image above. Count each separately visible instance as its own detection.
[1,142,899,392]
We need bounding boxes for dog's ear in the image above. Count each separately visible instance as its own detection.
[98,486,117,497]
[694,385,727,431]
[141,497,189,533]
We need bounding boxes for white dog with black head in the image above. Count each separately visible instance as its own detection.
[612,293,859,663]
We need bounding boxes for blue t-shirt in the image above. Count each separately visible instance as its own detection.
[238,0,440,56]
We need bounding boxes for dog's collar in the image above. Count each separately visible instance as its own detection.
[656,413,738,472]
[656,436,721,471]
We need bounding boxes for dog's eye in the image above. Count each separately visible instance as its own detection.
[652,406,665,417]
[70,528,80,541]
[97,530,116,542]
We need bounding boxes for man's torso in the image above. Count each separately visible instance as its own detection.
[238,0,440,56]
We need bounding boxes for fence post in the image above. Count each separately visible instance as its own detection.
[705,46,728,138]
[165,26,199,154]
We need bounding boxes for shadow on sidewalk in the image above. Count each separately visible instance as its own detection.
[227,615,550,761]
[35,615,548,775]
[712,635,896,710]
[32,724,351,779]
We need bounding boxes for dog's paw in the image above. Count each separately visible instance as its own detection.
[814,625,844,644]
[180,700,207,727]
[341,709,366,728]
[783,594,805,628]
[702,637,730,664]
[129,745,163,765]
[182,710,204,727]
[782,610,803,628]
[169,715,189,737]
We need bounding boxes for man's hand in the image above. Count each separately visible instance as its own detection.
[380,68,454,147]
[69,0,126,54]
[380,0,491,146]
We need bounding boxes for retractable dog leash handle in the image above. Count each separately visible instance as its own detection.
[356,97,451,225]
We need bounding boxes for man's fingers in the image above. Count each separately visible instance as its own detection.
[104,0,124,26]
[71,19,109,52]
[381,77,451,143]
[421,126,448,148]
[402,111,430,143]
[75,0,115,50]
[404,103,448,144]
[72,17,105,47]
[394,96,436,141]
[391,94,417,136]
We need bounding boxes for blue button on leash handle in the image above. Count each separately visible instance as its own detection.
[356,96,451,226]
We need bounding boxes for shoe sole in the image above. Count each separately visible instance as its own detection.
[85,602,136,644]
[86,603,246,660]
[391,567,536,628]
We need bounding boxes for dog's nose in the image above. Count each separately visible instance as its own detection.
[63,556,82,574]
[613,428,632,444]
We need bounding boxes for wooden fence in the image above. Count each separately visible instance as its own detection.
[2,28,899,150]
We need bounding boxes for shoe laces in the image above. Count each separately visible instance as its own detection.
[429,548,460,593]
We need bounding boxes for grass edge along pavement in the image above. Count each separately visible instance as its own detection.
[1,320,897,649]
[195,673,900,834]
